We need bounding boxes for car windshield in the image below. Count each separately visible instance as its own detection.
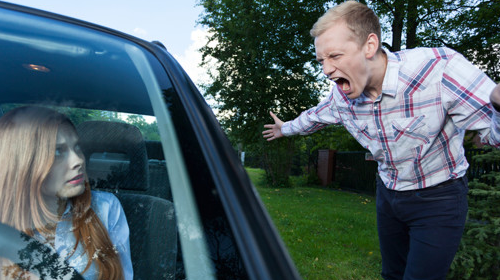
[0,5,249,280]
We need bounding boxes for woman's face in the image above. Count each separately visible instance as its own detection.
[42,123,86,200]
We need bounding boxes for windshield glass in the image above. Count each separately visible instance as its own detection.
[0,6,233,280]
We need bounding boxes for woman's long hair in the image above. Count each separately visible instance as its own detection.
[0,106,124,280]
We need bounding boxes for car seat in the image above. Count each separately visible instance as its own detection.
[77,121,149,193]
[77,121,177,280]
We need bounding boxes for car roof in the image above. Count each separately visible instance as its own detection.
[0,1,168,115]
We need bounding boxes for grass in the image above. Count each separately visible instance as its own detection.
[246,168,382,280]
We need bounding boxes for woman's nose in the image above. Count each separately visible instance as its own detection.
[70,149,84,169]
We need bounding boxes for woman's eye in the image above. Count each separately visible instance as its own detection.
[55,146,67,157]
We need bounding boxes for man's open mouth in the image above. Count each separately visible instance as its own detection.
[332,77,351,93]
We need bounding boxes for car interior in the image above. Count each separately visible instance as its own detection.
[0,7,181,278]
[0,103,179,280]
[0,3,252,280]
[76,120,177,279]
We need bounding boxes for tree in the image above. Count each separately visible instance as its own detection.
[437,0,500,81]
[126,115,160,141]
[198,0,334,186]
[369,0,499,80]
[197,0,499,186]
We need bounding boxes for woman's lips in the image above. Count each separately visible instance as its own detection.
[68,174,84,185]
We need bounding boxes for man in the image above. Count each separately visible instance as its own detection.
[262,1,500,279]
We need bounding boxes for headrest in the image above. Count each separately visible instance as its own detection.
[77,121,149,191]
[145,140,165,161]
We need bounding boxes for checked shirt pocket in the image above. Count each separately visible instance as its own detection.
[389,115,430,148]
[344,119,376,149]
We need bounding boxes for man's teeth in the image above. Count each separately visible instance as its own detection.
[330,77,351,91]
[343,81,350,91]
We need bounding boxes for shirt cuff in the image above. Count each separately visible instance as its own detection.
[281,121,293,137]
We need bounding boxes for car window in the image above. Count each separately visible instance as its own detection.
[0,5,250,280]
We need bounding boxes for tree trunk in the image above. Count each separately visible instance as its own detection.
[406,0,418,48]
[391,0,406,51]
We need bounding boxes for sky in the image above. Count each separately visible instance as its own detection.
[5,0,210,85]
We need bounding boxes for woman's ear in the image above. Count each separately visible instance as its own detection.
[364,33,379,59]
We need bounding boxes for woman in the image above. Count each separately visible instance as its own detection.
[0,106,133,280]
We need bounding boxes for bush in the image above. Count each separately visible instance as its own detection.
[448,148,500,279]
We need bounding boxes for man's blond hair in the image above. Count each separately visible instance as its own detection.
[310,1,381,50]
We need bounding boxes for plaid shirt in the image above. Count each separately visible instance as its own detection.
[282,47,500,191]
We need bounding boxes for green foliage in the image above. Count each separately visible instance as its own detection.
[198,0,333,186]
[302,125,365,153]
[125,115,160,140]
[434,0,500,81]
[197,0,499,186]
[61,108,161,141]
[369,0,499,80]
[261,137,298,188]
[449,148,500,279]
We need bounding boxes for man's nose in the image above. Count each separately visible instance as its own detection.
[323,63,337,78]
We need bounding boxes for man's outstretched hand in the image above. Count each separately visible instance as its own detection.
[491,83,500,112]
[262,112,284,141]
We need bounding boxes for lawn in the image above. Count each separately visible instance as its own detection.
[246,168,382,280]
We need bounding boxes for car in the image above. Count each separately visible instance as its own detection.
[0,2,301,279]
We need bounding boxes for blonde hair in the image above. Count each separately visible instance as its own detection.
[0,106,124,280]
[310,1,381,50]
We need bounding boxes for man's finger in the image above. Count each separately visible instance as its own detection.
[270,111,280,123]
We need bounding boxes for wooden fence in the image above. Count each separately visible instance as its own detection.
[321,149,500,195]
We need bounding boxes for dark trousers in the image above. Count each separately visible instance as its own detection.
[376,176,468,280]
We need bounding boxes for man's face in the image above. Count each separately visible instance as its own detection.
[42,124,86,201]
[315,22,369,99]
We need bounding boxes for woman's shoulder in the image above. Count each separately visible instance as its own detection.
[90,190,123,216]
[91,190,120,203]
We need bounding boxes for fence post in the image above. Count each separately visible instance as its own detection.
[317,149,335,186]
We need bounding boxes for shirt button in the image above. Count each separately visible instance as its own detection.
[406,128,410,131]
[374,106,378,110]
[378,129,382,132]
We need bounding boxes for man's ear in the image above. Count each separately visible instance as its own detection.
[364,33,379,59]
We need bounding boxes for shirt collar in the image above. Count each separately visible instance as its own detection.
[336,48,399,105]
[61,200,73,218]
[382,49,399,98]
